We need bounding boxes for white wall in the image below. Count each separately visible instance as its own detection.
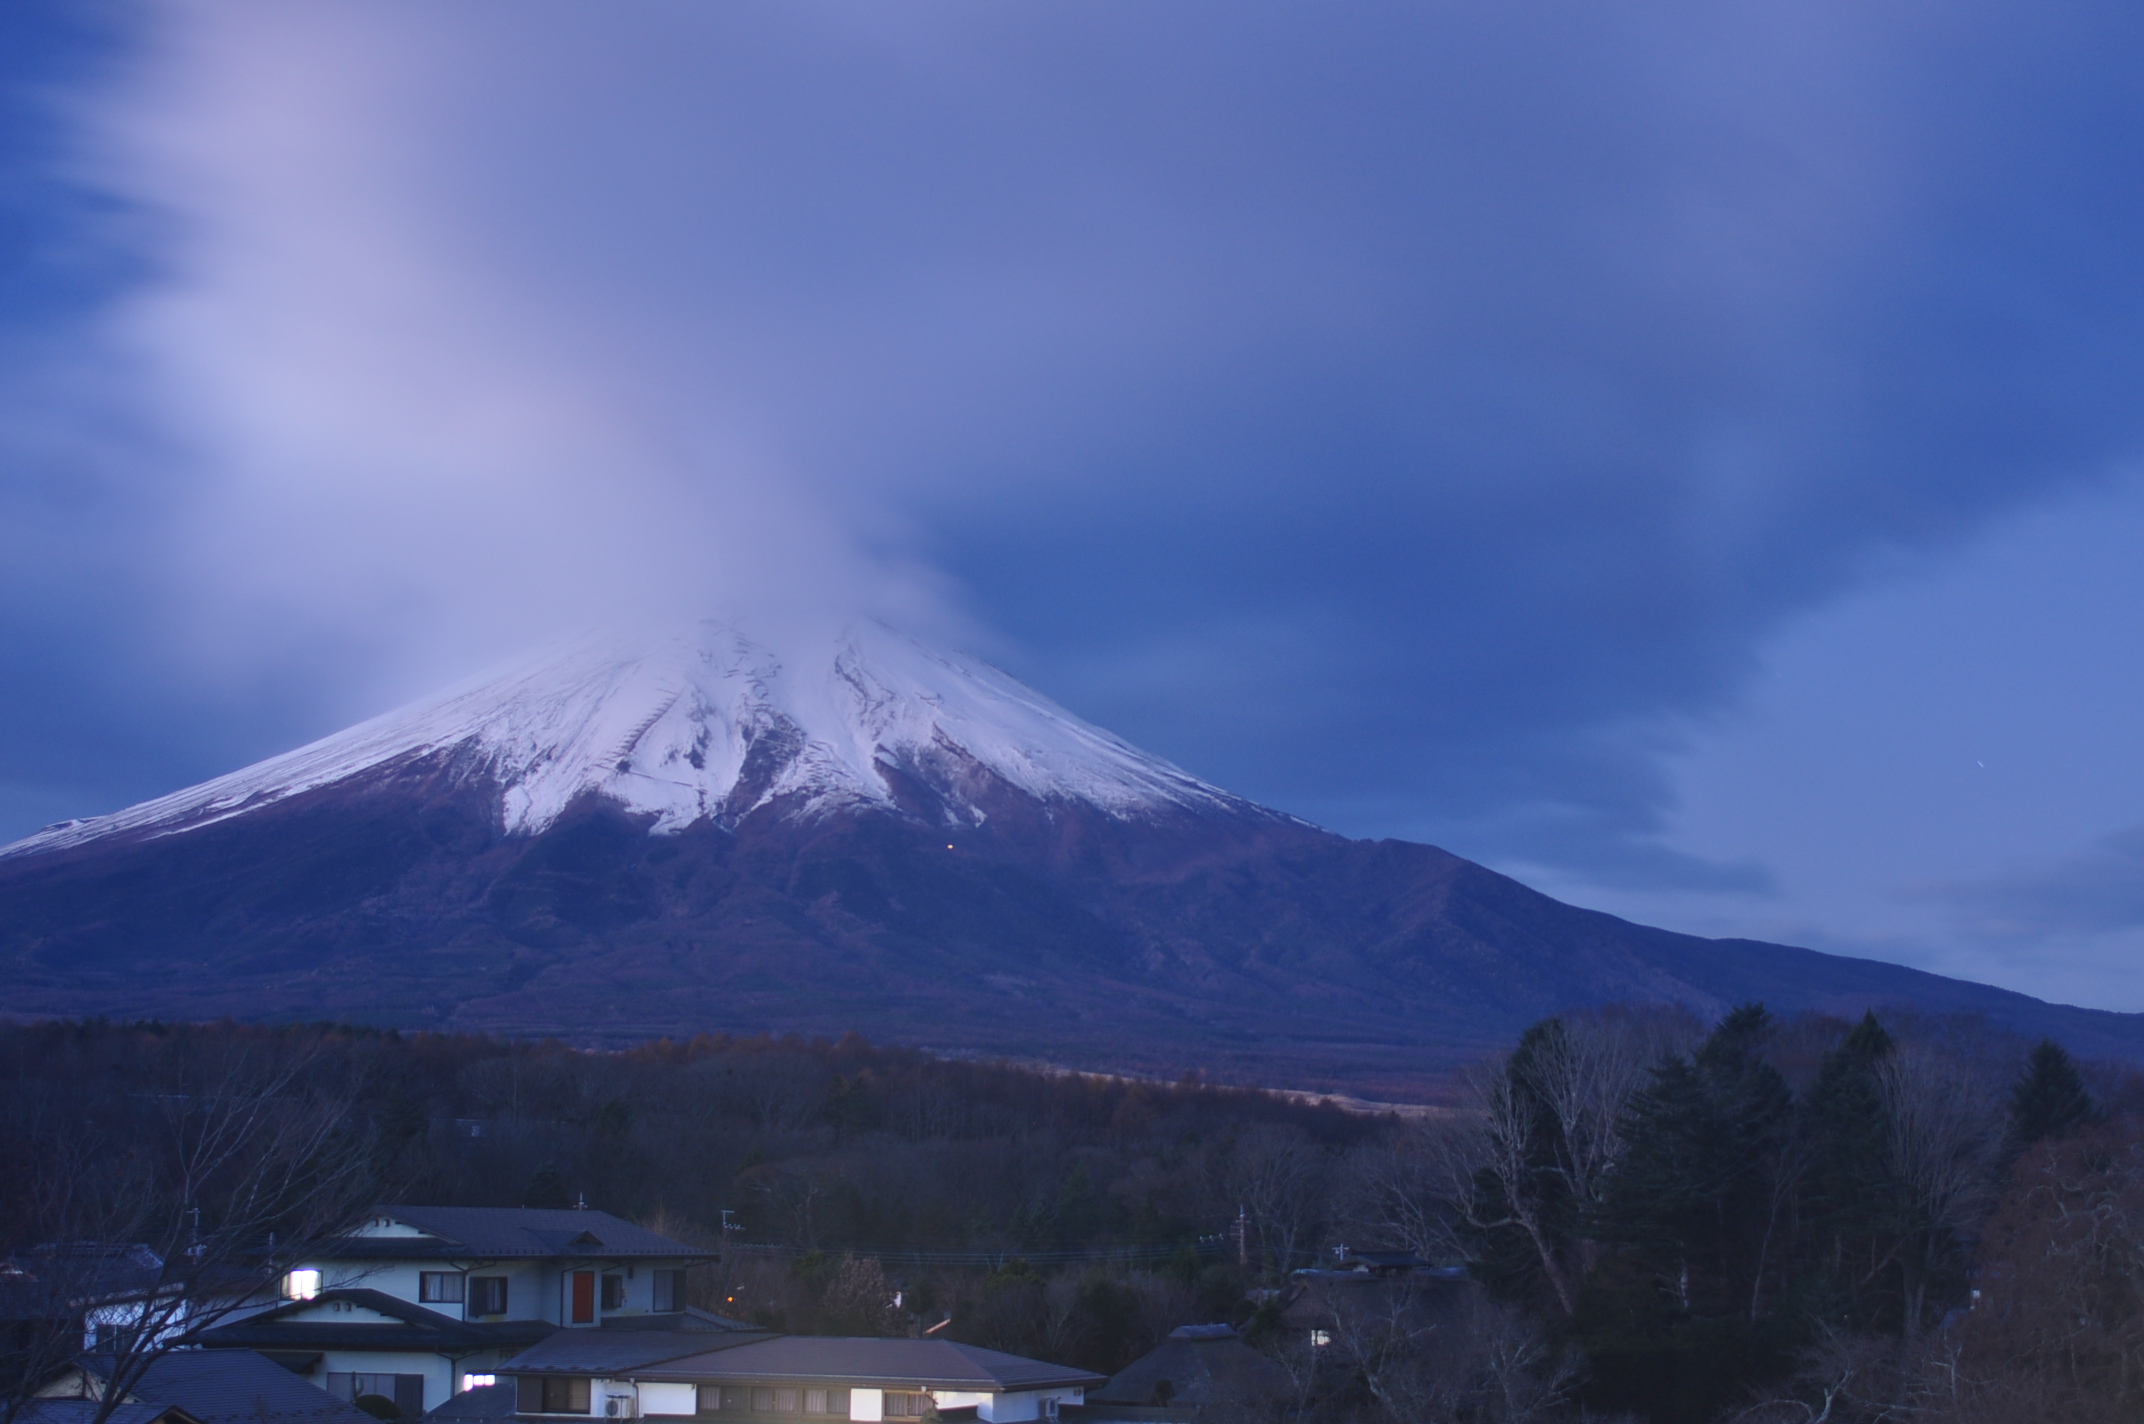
[976,1388,1083,1422]
[319,1347,455,1413]
[636,1383,695,1416]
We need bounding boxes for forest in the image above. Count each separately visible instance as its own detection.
[2,1005,2140,1424]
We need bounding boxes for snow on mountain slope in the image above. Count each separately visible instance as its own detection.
[2,621,1262,860]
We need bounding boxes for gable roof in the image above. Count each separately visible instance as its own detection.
[496,1328,771,1376]
[506,1335,1103,1393]
[9,1401,202,1424]
[79,1351,375,1424]
[0,1246,173,1320]
[190,1291,554,1355]
[311,1210,703,1263]
[598,1309,759,1335]
[418,1384,517,1424]
[1090,1326,1291,1408]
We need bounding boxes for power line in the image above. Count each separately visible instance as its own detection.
[722,1235,1231,1268]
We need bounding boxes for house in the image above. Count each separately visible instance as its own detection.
[0,1245,207,1357]
[1080,1325,1291,1421]
[191,1208,710,1419]
[501,1327,1104,1422]
[1289,1246,1460,1282]
[34,1349,378,1424]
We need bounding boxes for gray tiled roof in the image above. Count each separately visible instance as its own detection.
[311,1211,702,1263]
[497,1330,768,1376]
[82,1350,375,1424]
[598,1309,758,1335]
[507,1335,1103,1393]
[419,1384,518,1424]
[191,1291,555,1354]
[9,1401,199,1424]
[1089,1327,1290,1407]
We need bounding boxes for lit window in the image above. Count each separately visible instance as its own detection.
[1310,1329,1331,1348]
[284,1269,322,1301]
[462,1375,497,1392]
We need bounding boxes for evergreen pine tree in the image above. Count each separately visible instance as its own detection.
[1596,1004,1794,1320]
[523,1162,571,1208]
[2008,1039,2096,1151]
[1799,1012,1906,1329]
[1582,1006,1798,1423]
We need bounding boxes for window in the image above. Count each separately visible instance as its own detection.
[802,1390,847,1416]
[696,1387,748,1414]
[517,1377,592,1414]
[420,1272,465,1304]
[650,1270,681,1313]
[883,1393,929,1420]
[328,1373,424,1416]
[282,1269,322,1301]
[601,1274,626,1310]
[749,1388,798,1414]
[461,1375,496,1393]
[469,1276,509,1315]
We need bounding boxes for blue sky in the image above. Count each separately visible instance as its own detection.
[4,1,2144,1009]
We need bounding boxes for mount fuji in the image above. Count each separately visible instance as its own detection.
[3,619,2139,1095]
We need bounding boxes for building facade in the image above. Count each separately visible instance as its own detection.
[501,1329,1102,1424]
[194,1207,709,1418]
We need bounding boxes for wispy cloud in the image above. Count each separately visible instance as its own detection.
[1917,827,2144,941]
[1,0,2141,917]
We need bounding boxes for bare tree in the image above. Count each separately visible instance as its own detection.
[1422,1007,1698,1318]
[1345,1122,1470,1265]
[1525,1007,1699,1253]
[1876,1044,2004,1334]
[1230,1127,1328,1281]
[4,1040,383,1424]
[1316,1285,1578,1424]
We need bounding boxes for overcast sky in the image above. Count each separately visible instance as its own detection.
[5,1,2144,1010]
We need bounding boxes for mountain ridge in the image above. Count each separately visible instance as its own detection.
[2,619,2137,1097]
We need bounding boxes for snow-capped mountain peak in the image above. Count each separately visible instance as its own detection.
[2,620,1254,859]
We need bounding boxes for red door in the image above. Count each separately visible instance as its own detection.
[570,1271,595,1324]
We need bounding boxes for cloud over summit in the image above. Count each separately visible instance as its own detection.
[4,0,2144,1002]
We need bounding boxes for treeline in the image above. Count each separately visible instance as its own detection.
[1423,1005,2144,1422]
[0,1017,1373,1255]
[5,1009,2142,1421]
[0,1018,1373,1382]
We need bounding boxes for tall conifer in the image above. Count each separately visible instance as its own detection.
[1800,1012,1904,1329]
[2008,1038,2095,1152]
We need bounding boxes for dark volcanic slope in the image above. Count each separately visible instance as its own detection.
[1,764,2136,1098]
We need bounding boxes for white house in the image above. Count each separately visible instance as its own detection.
[193,1207,709,1419]
[501,1329,1103,1424]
